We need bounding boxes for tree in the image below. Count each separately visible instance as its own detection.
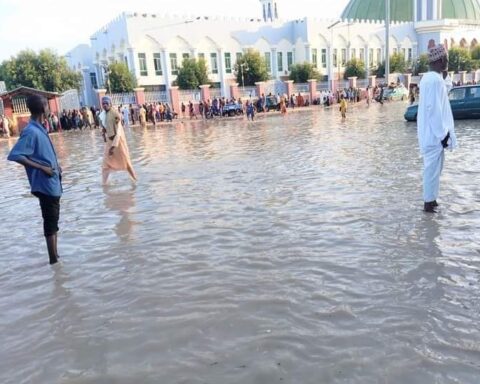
[175,58,210,90]
[413,54,429,75]
[390,53,407,74]
[448,47,474,72]
[372,61,385,78]
[372,53,407,78]
[343,58,366,79]
[471,46,480,60]
[0,49,81,92]
[288,62,321,83]
[108,62,136,93]
[234,49,269,86]
[195,58,210,87]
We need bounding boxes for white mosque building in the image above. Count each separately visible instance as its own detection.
[67,0,480,106]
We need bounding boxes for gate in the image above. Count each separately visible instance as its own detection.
[59,89,81,112]
[264,80,287,96]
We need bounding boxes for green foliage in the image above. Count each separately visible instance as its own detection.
[343,58,366,80]
[471,46,480,60]
[108,62,136,93]
[372,53,407,77]
[175,58,210,90]
[195,59,210,86]
[288,62,321,83]
[234,49,270,86]
[372,61,385,78]
[448,47,474,72]
[413,54,429,75]
[390,53,407,74]
[0,49,81,92]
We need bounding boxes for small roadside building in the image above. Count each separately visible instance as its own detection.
[0,87,62,135]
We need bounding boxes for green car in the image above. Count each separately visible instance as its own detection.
[405,85,480,121]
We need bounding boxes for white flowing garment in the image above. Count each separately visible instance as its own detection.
[417,71,457,154]
[417,71,457,202]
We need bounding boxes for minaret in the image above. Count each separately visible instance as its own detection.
[260,0,279,22]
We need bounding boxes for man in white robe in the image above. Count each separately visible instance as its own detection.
[417,44,457,213]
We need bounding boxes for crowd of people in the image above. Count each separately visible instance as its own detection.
[1,83,416,139]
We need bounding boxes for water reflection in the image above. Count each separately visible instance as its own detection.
[103,185,136,241]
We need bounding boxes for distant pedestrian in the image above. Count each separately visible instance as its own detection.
[339,95,347,119]
[100,96,137,184]
[246,101,255,121]
[181,102,186,118]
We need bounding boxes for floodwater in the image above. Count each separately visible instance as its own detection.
[1,103,479,384]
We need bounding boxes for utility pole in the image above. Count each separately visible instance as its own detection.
[385,0,390,84]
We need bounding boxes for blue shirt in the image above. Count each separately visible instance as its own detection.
[7,120,63,197]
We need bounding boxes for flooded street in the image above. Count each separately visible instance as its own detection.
[1,102,479,384]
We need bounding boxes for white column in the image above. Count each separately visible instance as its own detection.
[421,0,427,20]
[432,0,437,20]
[413,0,417,22]
[271,47,278,79]
[437,0,442,19]
[161,49,171,89]
[127,47,137,78]
[327,44,334,89]
[305,43,311,63]
[218,49,228,98]
[365,45,370,77]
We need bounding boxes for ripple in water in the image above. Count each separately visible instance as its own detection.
[0,103,479,384]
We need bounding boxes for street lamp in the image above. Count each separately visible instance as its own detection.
[385,0,391,84]
[101,63,111,95]
[240,62,249,95]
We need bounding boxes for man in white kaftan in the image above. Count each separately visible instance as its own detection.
[417,44,457,213]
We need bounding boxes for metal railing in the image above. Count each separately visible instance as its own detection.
[292,83,309,94]
[239,86,257,99]
[210,88,222,99]
[179,90,201,103]
[110,92,136,106]
[316,81,330,91]
[145,91,169,103]
[59,89,81,112]
[12,96,29,114]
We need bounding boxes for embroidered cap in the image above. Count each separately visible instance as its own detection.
[102,96,112,105]
[428,44,448,63]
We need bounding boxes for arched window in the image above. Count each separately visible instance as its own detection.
[460,38,467,48]
[267,3,272,20]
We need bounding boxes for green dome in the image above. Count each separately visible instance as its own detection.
[443,0,480,19]
[341,0,480,22]
[341,0,413,22]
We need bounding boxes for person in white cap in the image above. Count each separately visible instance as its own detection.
[417,44,457,213]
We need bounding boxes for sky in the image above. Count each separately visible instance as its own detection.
[0,0,350,62]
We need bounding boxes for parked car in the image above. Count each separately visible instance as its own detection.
[404,84,480,121]
[222,103,243,117]
[265,95,280,112]
[384,85,409,101]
